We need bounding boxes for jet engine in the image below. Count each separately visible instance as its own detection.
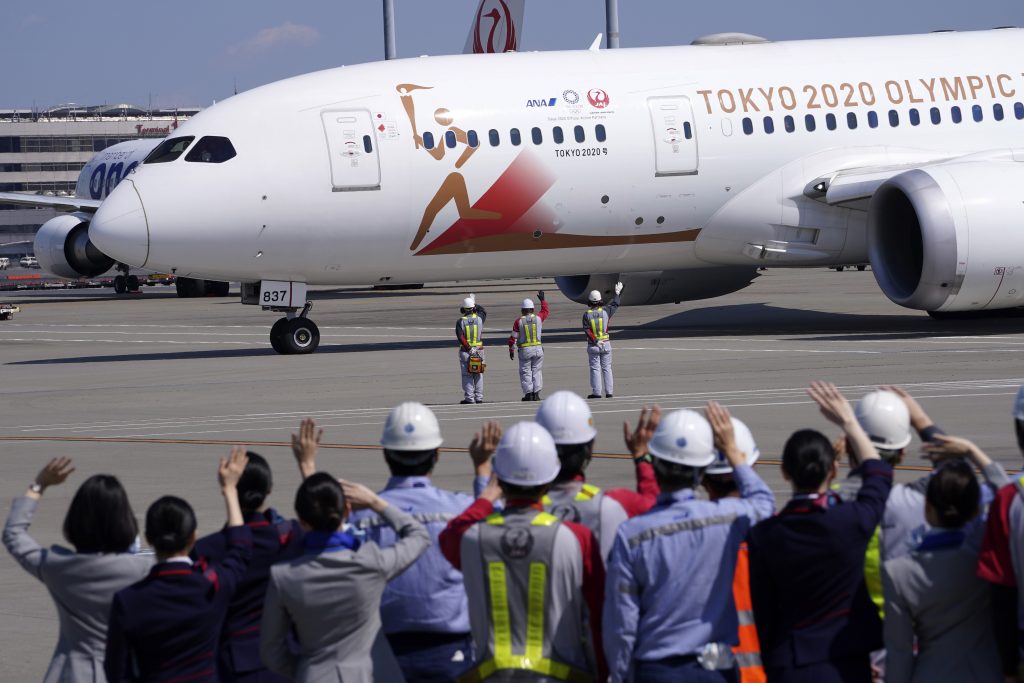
[33,213,114,279]
[868,161,1024,313]
[555,266,759,305]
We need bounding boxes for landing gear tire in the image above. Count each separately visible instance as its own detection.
[175,277,206,298]
[269,317,289,354]
[833,266,845,272]
[209,280,230,297]
[127,275,140,292]
[113,275,127,294]
[272,317,320,355]
[857,265,867,272]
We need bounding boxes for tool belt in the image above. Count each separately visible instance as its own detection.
[467,354,486,374]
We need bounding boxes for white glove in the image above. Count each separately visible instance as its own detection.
[614,282,624,295]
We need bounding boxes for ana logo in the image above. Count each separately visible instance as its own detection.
[404,423,416,434]
[587,88,610,109]
[526,98,557,108]
[562,89,580,105]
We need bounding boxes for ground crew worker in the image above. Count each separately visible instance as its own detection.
[604,404,774,683]
[508,291,549,401]
[456,294,488,404]
[583,282,623,399]
[439,421,607,682]
[701,418,766,683]
[977,385,1024,680]
[535,391,661,559]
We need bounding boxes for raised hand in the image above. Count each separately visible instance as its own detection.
[922,434,992,468]
[879,385,934,431]
[624,405,662,459]
[479,473,503,504]
[808,381,857,429]
[219,446,249,490]
[469,421,503,476]
[340,480,386,512]
[34,457,75,491]
[706,401,742,465]
[537,290,545,301]
[291,418,323,479]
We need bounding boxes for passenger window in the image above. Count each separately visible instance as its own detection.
[423,132,435,149]
[784,115,795,133]
[763,117,774,134]
[489,129,500,146]
[595,124,607,142]
[552,127,564,144]
[994,104,1005,121]
[825,113,837,131]
[868,111,879,128]
[930,107,941,124]
[445,131,457,149]
[742,118,754,135]
[1016,103,1024,120]
[888,110,899,127]
[972,105,983,122]
[683,122,693,139]
[909,109,920,126]
[184,136,236,163]
[467,130,479,148]
[951,106,962,124]
[144,136,195,164]
[804,114,816,132]
[847,112,858,130]
[574,125,585,143]
[531,127,543,145]
[510,128,521,146]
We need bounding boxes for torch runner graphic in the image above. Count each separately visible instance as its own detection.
[396,83,501,251]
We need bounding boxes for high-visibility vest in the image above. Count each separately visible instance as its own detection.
[461,314,483,347]
[732,541,766,683]
[864,527,885,619]
[543,483,604,538]
[460,509,593,683]
[518,314,542,347]
[585,307,610,341]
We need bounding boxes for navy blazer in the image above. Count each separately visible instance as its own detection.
[748,459,893,670]
[105,526,253,683]
[193,510,303,682]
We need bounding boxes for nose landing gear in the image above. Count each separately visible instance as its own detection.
[269,301,320,355]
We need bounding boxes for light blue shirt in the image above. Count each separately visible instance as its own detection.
[349,475,486,634]
[603,465,775,682]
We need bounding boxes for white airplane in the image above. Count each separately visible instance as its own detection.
[55,27,1024,353]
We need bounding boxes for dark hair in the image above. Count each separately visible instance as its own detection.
[703,473,739,499]
[926,459,980,529]
[63,475,138,553]
[652,457,702,491]
[1015,419,1024,454]
[238,451,272,513]
[553,442,594,484]
[295,473,346,532]
[384,449,438,477]
[498,481,549,500]
[782,429,836,491]
[145,496,197,556]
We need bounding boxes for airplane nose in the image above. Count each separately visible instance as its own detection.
[89,180,149,267]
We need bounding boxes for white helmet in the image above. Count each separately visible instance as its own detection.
[588,290,602,303]
[522,298,535,310]
[647,409,716,467]
[493,422,560,486]
[381,402,444,453]
[1015,385,1024,420]
[461,296,475,310]
[535,391,597,445]
[855,390,912,450]
[706,418,759,475]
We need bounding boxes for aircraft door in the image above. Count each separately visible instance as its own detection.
[647,97,698,176]
[320,110,381,191]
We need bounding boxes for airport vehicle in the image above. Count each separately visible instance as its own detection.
[0,258,9,270]
[0,303,19,320]
[41,28,1024,353]
[19,256,39,268]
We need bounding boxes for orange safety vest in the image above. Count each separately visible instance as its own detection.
[733,541,766,683]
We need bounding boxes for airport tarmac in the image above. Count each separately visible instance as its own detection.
[1,267,1022,677]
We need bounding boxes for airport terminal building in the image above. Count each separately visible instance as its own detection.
[0,104,199,257]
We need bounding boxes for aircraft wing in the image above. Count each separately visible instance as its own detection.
[0,192,102,213]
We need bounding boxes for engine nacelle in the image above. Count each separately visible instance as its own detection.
[555,267,759,305]
[34,213,114,279]
[868,162,1024,312]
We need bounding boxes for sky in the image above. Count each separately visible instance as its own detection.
[1,0,1021,109]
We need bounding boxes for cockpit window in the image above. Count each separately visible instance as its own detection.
[185,136,237,164]
[144,136,195,164]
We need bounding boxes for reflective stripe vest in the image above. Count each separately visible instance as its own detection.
[864,527,885,619]
[460,509,593,683]
[461,314,484,347]
[584,307,610,342]
[732,541,766,683]
[543,483,604,540]
[518,314,542,347]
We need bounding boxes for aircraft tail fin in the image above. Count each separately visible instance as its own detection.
[464,0,525,54]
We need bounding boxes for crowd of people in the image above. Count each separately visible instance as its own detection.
[4,381,1023,683]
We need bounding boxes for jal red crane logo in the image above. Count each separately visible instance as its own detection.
[587,88,610,109]
[472,0,518,54]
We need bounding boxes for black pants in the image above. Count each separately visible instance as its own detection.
[765,655,871,683]
[635,655,739,683]
[386,631,473,683]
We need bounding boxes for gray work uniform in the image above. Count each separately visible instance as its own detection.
[456,306,487,403]
[582,295,620,396]
[516,313,544,395]
[544,482,626,561]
